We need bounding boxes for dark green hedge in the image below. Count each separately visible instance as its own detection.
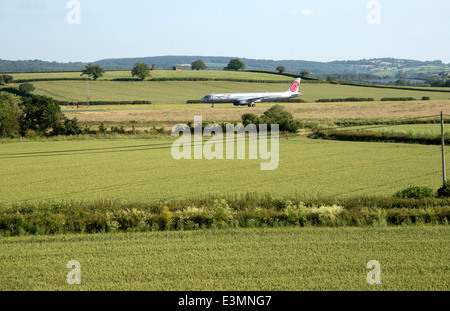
[316,97,374,103]
[57,100,152,105]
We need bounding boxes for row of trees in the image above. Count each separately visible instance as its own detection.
[80,63,153,81]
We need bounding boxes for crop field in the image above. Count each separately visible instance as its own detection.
[7,70,294,82]
[337,123,449,135]
[61,100,450,124]
[0,136,448,206]
[0,227,448,290]
[27,80,450,104]
[1,69,450,293]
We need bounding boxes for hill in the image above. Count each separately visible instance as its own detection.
[1,56,448,78]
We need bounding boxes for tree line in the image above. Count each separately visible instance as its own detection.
[0,93,83,138]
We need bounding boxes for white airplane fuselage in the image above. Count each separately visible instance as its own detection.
[201,78,302,107]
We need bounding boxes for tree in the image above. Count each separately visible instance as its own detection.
[61,116,82,135]
[18,82,35,94]
[191,60,207,71]
[241,113,261,127]
[19,95,64,136]
[224,58,245,71]
[81,63,105,80]
[300,71,310,77]
[276,66,285,73]
[261,105,303,133]
[192,60,207,70]
[0,94,21,138]
[242,105,303,133]
[1,75,13,84]
[131,62,151,81]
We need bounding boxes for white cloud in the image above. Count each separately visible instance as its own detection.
[301,9,314,16]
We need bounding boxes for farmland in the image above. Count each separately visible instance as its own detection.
[0,227,448,291]
[1,69,450,292]
[0,136,448,206]
[27,80,450,104]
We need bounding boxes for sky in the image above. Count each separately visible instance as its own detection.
[1,0,449,63]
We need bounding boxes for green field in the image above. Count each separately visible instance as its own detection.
[0,227,448,290]
[0,136,448,206]
[1,70,450,293]
[7,70,294,82]
[23,80,450,104]
[338,123,449,136]
[5,70,450,105]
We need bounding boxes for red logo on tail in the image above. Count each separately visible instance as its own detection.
[290,81,300,92]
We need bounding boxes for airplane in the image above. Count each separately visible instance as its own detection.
[200,78,302,107]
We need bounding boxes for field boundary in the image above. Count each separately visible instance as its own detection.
[1,196,449,236]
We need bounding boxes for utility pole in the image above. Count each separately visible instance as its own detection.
[86,78,90,108]
[441,111,446,182]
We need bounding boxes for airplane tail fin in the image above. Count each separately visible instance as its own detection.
[286,78,301,93]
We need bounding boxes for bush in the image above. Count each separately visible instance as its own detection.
[0,74,13,84]
[110,126,126,134]
[316,98,374,103]
[380,97,416,101]
[437,180,450,197]
[422,96,431,101]
[18,83,35,94]
[260,104,303,133]
[24,129,38,139]
[98,123,107,134]
[394,186,436,199]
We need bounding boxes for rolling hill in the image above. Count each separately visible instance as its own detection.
[1,56,448,78]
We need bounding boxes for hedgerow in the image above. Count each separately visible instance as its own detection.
[1,196,449,236]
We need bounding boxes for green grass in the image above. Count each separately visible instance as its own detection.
[338,123,449,136]
[0,227,448,290]
[0,136,448,206]
[7,70,294,82]
[21,80,450,104]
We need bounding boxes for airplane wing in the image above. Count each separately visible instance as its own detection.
[237,96,266,105]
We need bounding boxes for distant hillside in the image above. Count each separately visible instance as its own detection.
[0,56,448,78]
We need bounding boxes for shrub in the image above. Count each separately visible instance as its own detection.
[1,74,13,84]
[437,180,450,197]
[110,126,126,134]
[422,96,431,100]
[18,82,35,94]
[211,199,233,223]
[260,104,303,133]
[241,113,261,127]
[380,97,416,101]
[98,123,107,134]
[316,98,374,103]
[283,201,307,225]
[394,186,436,199]
[24,129,38,139]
